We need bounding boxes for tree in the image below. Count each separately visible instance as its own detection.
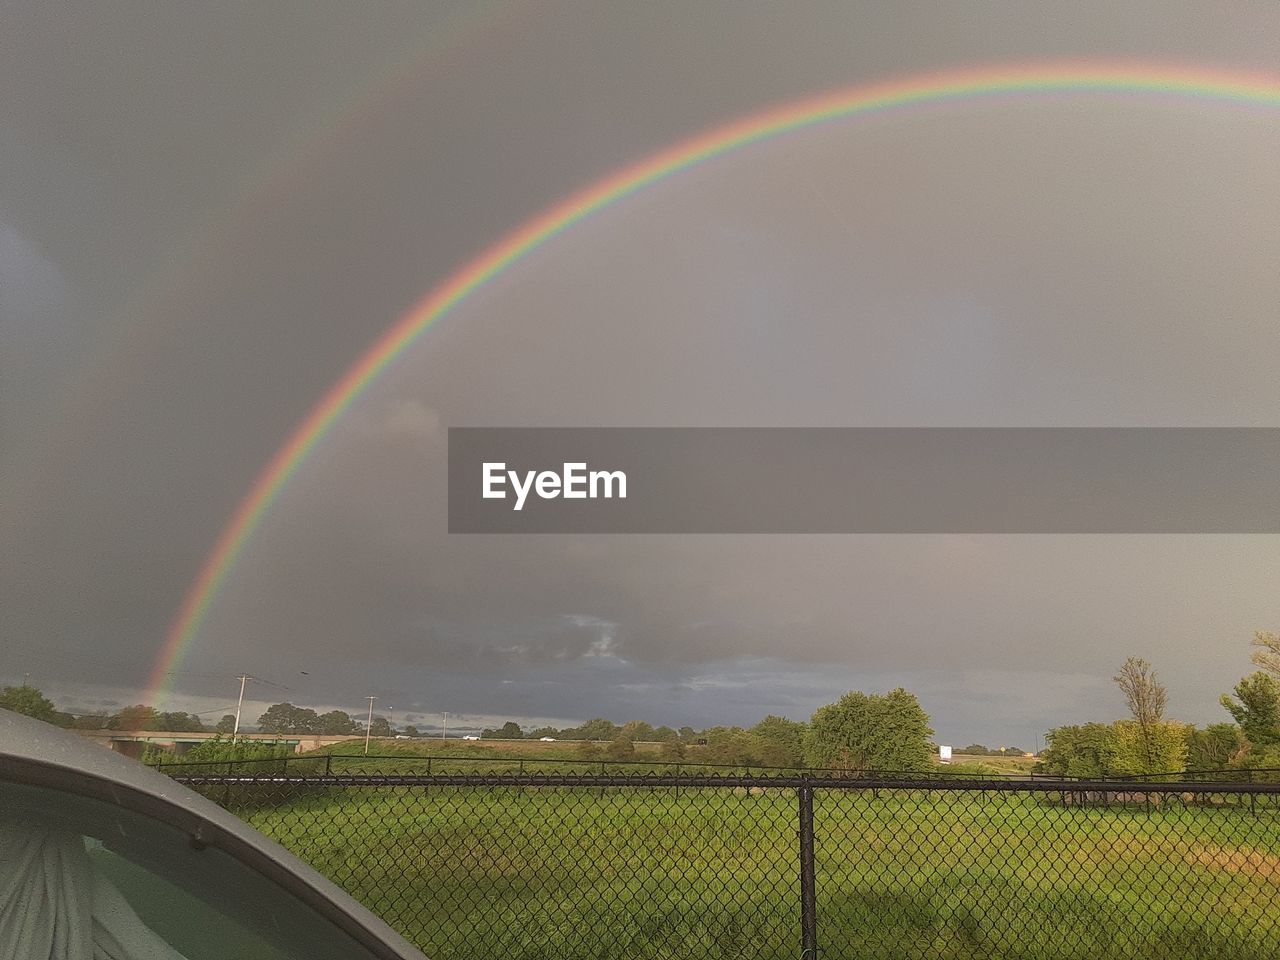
[527,726,560,740]
[1252,631,1280,678]
[155,711,205,732]
[256,702,320,735]
[72,713,110,730]
[315,710,359,735]
[749,715,806,768]
[1185,723,1246,770]
[214,714,237,734]
[1221,672,1280,748]
[481,720,523,739]
[620,721,655,742]
[803,688,934,772]
[108,705,161,730]
[606,736,635,761]
[1038,723,1119,778]
[1113,657,1168,772]
[653,726,679,743]
[678,727,697,743]
[1108,719,1187,776]
[368,715,394,738]
[704,729,754,766]
[689,726,752,765]
[402,725,421,738]
[572,718,617,741]
[659,738,686,761]
[1039,719,1186,778]
[0,684,58,723]
[1236,744,1280,779]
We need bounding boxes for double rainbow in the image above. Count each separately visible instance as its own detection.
[148,61,1280,702]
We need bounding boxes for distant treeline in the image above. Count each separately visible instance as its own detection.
[5,632,1278,776]
[957,745,1028,757]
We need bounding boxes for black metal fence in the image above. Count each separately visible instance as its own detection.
[173,767,1280,960]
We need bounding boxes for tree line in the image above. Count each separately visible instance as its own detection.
[1037,632,1280,778]
[0,680,937,772]
[473,689,936,771]
[5,630,1278,777]
[0,690,210,733]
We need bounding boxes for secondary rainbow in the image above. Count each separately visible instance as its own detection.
[149,61,1280,702]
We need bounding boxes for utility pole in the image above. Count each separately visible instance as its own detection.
[232,675,251,737]
[364,696,377,756]
[442,712,447,740]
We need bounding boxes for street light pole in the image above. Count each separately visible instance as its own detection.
[364,696,377,756]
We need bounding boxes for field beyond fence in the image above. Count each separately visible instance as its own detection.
[169,763,1280,960]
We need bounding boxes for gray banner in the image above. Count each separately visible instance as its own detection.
[448,428,1280,533]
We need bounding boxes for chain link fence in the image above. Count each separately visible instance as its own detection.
[170,765,1280,959]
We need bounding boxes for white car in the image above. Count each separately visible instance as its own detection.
[462,735,480,741]
[539,737,556,742]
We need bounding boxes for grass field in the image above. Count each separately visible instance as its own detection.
[212,781,1280,960]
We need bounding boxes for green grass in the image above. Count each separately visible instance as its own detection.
[208,783,1280,959]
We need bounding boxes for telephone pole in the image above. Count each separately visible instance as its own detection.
[364,696,377,755]
[442,712,447,740]
[232,675,251,737]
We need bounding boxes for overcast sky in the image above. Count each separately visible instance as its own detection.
[3,2,1279,746]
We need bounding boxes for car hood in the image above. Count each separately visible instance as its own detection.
[0,708,427,960]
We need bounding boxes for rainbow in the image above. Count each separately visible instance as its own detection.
[149,61,1280,703]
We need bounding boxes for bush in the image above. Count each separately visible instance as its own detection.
[150,734,295,771]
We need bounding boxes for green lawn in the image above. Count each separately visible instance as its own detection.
[214,784,1280,959]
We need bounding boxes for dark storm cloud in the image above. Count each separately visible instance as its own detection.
[4,2,1280,742]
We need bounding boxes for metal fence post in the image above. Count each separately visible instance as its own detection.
[798,778,818,959]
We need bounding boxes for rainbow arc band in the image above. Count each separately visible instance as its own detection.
[149,61,1280,703]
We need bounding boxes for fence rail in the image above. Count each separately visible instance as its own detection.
[179,769,1280,960]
